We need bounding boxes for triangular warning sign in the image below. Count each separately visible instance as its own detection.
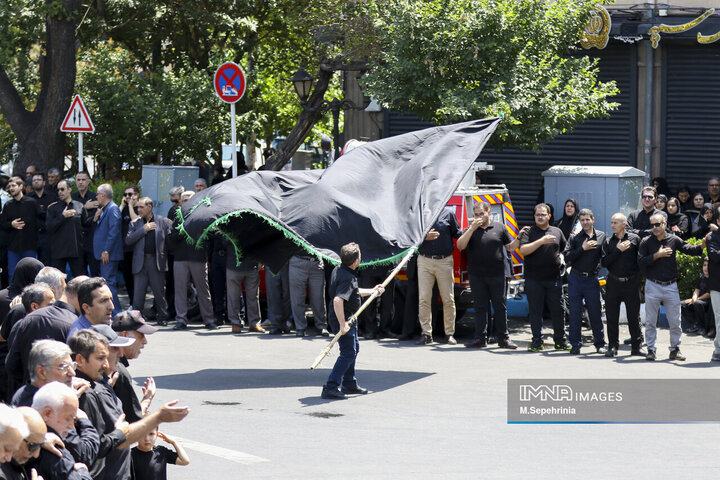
[60,95,95,133]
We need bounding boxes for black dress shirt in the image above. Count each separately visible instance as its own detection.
[113,358,143,424]
[464,221,512,277]
[121,205,139,253]
[75,371,130,480]
[0,461,28,480]
[601,232,640,278]
[71,190,97,252]
[28,426,93,480]
[418,208,461,257]
[28,190,58,231]
[143,216,157,255]
[638,233,703,282]
[626,208,667,238]
[519,225,567,280]
[9,382,37,406]
[563,228,606,274]
[0,196,41,252]
[46,199,88,259]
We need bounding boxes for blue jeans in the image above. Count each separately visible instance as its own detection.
[568,272,604,348]
[8,250,37,282]
[325,324,359,390]
[100,260,122,314]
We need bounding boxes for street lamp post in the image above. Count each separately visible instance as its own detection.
[290,67,369,163]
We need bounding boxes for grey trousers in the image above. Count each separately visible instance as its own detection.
[132,255,168,320]
[174,260,214,325]
[289,256,327,330]
[227,268,261,326]
[266,263,291,329]
[644,280,682,351]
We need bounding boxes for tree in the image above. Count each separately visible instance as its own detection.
[363,0,619,151]
[0,0,82,174]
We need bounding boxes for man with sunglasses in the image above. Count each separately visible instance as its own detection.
[627,186,667,239]
[119,187,140,307]
[46,180,88,277]
[639,213,705,361]
[0,407,46,480]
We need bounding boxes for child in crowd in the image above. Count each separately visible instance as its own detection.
[132,426,190,480]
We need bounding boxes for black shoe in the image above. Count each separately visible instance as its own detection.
[205,322,218,330]
[268,328,284,335]
[321,328,330,337]
[631,346,647,357]
[416,334,432,345]
[669,348,686,361]
[605,346,617,357]
[705,330,716,339]
[397,333,414,341]
[341,385,369,395]
[570,345,581,355]
[498,339,518,350]
[686,325,699,334]
[698,329,707,337]
[296,329,306,337]
[646,349,656,361]
[465,339,487,348]
[172,322,187,330]
[321,387,346,400]
[156,319,168,327]
[596,346,608,355]
[624,336,644,345]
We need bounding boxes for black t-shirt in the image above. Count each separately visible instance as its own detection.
[519,225,567,280]
[131,446,178,480]
[327,264,360,333]
[465,221,511,276]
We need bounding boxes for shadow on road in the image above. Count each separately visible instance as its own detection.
[145,368,435,395]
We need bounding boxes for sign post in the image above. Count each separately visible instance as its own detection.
[213,62,246,178]
[60,95,95,172]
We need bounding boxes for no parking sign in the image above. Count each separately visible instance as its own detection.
[214,62,246,103]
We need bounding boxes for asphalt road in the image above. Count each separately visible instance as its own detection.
[127,317,720,479]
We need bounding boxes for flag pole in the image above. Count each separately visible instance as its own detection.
[310,248,416,370]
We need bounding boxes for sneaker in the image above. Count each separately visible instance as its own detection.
[416,334,432,345]
[528,340,544,352]
[605,346,617,357]
[446,335,457,345]
[320,328,330,337]
[554,342,572,351]
[596,346,608,355]
[646,349,656,361]
[498,339,518,350]
[669,348,686,361]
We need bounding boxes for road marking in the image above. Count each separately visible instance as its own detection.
[172,436,269,465]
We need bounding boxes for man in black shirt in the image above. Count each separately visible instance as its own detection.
[28,173,58,266]
[563,209,606,355]
[0,177,41,281]
[519,203,569,352]
[638,213,705,361]
[71,172,99,277]
[457,202,526,349]
[601,213,645,357]
[321,243,384,400]
[119,186,139,307]
[46,180,88,277]
[706,209,720,361]
[627,186,667,238]
[416,208,461,345]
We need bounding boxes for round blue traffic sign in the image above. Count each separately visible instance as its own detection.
[214,62,246,103]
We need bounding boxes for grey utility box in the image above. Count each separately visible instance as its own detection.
[542,165,645,234]
[140,165,199,217]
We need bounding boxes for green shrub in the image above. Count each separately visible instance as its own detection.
[88,177,141,206]
[676,237,706,299]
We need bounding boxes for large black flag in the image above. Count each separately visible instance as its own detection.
[177,117,500,272]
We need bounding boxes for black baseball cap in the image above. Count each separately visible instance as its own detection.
[112,310,158,335]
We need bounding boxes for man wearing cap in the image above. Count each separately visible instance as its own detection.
[125,198,171,326]
[111,311,157,422]
[68,329,189,480]
[67,278,114,340]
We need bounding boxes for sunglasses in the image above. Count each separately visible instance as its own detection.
[124,193,133,197]
[57,187,66,191]
[171,199,179,204]
[642,195,655,200]
[23,438,43,452]
[650,222,664,228]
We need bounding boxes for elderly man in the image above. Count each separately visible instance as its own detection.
[164,187,184,321]
[67,278,114,340]
[111,311,157,422]
[11,340,90,407]
[0,407,46,480]
[31,382,94,480]
[92,184,122,314]
[639,213,705,361]
[68,329,188,480]
[46,169,60,194]
[46,180,87,277]
[193,178,207,193]
[0,404,28,464]
[125,198,171,325]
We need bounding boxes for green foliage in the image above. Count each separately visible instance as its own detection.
[676,237,706,300]
[87,175,141,206]
[364,0,619,151]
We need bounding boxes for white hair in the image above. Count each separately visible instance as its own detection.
[180,191,194,201]
[32,382,76,413]
[0,404,29,439]
[28,340,71,383]
[97,183,113,198]
[35,267,66,299]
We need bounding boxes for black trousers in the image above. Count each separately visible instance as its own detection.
[605,276,642,348]
[359,267,395,335]
[681,298,712,330]
[525,277,566,344]
[120,250,135,306]
[400,255,420,336]
[469,273,509,341]
[51,257,85,278]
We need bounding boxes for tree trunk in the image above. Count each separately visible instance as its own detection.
[0,0,80,176]
[264,66,335,171]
